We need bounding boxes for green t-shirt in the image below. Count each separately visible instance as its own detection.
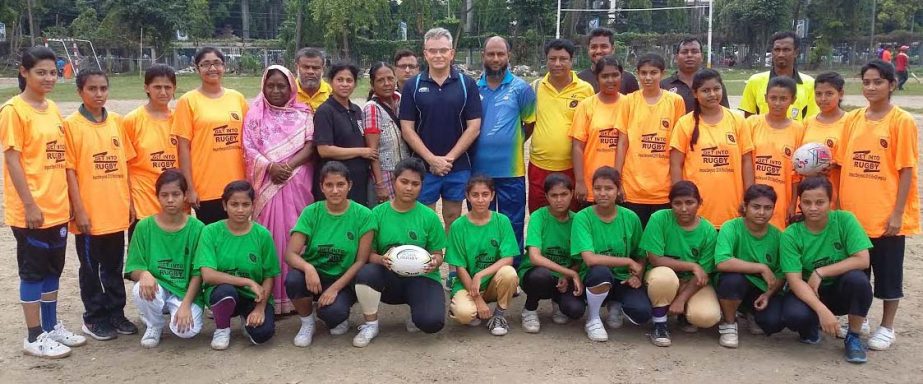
[519,207,575,279]
[445,212,520,296]
[194,220,281,303]
[124,215,206,306]
[780,210,872,286]
[370,201,447,283]
[291,201,373,279]
[640,209,718,279]
[570,206,643,281]
[714,218,782,292]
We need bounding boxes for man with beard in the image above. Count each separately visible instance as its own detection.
[473,36,536,258]
[294,48,331,111]
[576,28,639,94]
[393,49,420,93]
[740,31,818,121]
[661,36,730,113]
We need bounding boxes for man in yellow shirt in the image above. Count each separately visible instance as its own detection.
[528,39,594,212]
[294,48,331,111]
[740,32,818,121]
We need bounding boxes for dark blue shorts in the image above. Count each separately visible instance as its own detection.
[420,169,470,205]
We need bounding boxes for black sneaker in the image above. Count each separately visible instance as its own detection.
[82,322,118,341]
[650,322,672,347]
[110,316,139,335]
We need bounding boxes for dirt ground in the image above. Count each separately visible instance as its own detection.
[0,100,921,383]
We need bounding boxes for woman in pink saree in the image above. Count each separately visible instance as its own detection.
[244,65,315,315]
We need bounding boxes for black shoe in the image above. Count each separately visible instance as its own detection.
[110,316,139,335]
[82,322,118,341]
[650,322,672,347]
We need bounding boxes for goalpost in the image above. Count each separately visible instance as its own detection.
[555,0,715,67]
[44,38,103,75]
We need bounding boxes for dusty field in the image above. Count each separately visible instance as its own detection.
[0,99,921,383]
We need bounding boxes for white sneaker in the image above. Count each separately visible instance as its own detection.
[606,302,624,329]
[585,318,608,342]
[521,309,540,333]
[329,320,350,336]
[718,322,739,348]
[210,328,231,350]
[23,333,71,359]
[837,316,871,339]
[405,317,420,333]
[746,313,764,335]
[868,326,895,351]
[48,323,87,347]
[551,303,569,324]
[140,327,162,348]
[352,322,380,348]
[293,316,316,348]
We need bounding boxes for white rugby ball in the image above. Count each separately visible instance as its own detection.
[384,245,432,277]
[793,142,833,176]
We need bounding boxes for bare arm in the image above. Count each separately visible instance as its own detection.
[400,120,436,163]
[328,231,372,292]
[647,252,698,273]
[884,168,913,236]
[715,258,770,274]
[582,251,640,270]
[66,169,90,233]
[177,138,198,206]
[522,122,535,141]
[670,149,685,185]
[316,145,369,160]
[366,133,383,184]
[814,250,870,279]
[614,133,628,172]
[181,276,203,308]
[742,152,755,189]
[529,247,577,277]
[445,118,481,161]
[287,142,314,169]
[3,150,42,228]
[572,139,588,200]
[200,267,259,288]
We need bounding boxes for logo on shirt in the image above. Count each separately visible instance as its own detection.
[641,133,667,153]
[149,151,177,171]
[156,259,187,279]
[569,100,579,108]
[783,146,793,158]
[475,252,499,270]
[833,242,843,250]
[764,253,774,265]
[669,87,678,93]
[111,137,121,148]
[318,244,346,264]
[170,136,178,147]
[248,253,257,263]
[598,128,620,149]
[851,150,881,173]
[545,246,570,266]
[825,138,835,148]
[812,256,833,270]
[212,125,240,147]
[408,231,418,241]
[661,119,671,129]
[490,239,499,248]
[790,107,800,120]
[347,231,355,241]
[691,248,699,258]
[45,140,66,163]
[92,151,121,174]
[726,133,737,145]
[755,155,783,176]
[418,87,430,93]
[879,138,889,149]
[231,112,240,121]
[701,147,731,168]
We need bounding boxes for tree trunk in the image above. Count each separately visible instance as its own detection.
[241,0,251,40]
[294,0,303,50]
[26,0,36,46]
[341,29,349,60]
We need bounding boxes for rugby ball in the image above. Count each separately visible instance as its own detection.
[384,245,432,277]
[793,142,833,176]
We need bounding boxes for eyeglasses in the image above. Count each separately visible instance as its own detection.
[396,64,419,70]
[424,48,452,56]
[198,61,225,69]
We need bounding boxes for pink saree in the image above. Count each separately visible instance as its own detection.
[243,65,315,315]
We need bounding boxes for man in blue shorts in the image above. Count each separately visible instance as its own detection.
[474,36,536,261]
[399,27,482,233]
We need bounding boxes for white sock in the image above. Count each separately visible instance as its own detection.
[300,315,315,326]
[586,288,608,322]
[365,320,379,327]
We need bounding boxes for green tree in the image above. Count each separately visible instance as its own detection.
[310,0,390,59]
[717,0,793,65]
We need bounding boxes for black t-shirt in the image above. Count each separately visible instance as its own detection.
[661,72,730,113]
[577,68,639,94]
[313,97,371,206]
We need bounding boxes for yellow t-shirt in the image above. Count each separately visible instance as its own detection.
[124,106,176,219]
[296,80,332,112]
[530,72,595,171]
[64,111,132,235]
[739,71,819,121]
[836,107,920,237]
[748,115,805,229]
[803,114,846,201]
[670,108,754,228]
[0,96,69,228]
[568,95,625,201]
[618,91,686,204]
[171,89,248,201]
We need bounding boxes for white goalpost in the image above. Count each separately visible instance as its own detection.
[44,38,103,75]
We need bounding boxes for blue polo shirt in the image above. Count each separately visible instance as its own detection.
[474,70,536,178]
[399,68,482,171]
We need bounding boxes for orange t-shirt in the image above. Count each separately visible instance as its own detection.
[748,115,805,229]
[568,95,625,201]
[670,108,754,228]
[618,91,686,204]
[836,107,920,237]
[124,106,177,219]
[0,96,69,228]
[64,111,132,235]
[171,89,248,201]
[803,114,846,200]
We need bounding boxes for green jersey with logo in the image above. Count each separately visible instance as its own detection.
[640,209,718,279]
[194,220,280,302]
[781,211,872,286]
[291,201,373,279]
[124,215,206,306]
[519,207,575,279]
[370,201,446,283]
[446,212,520,296]
[570,206,644,281]
[714,217,782,292]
